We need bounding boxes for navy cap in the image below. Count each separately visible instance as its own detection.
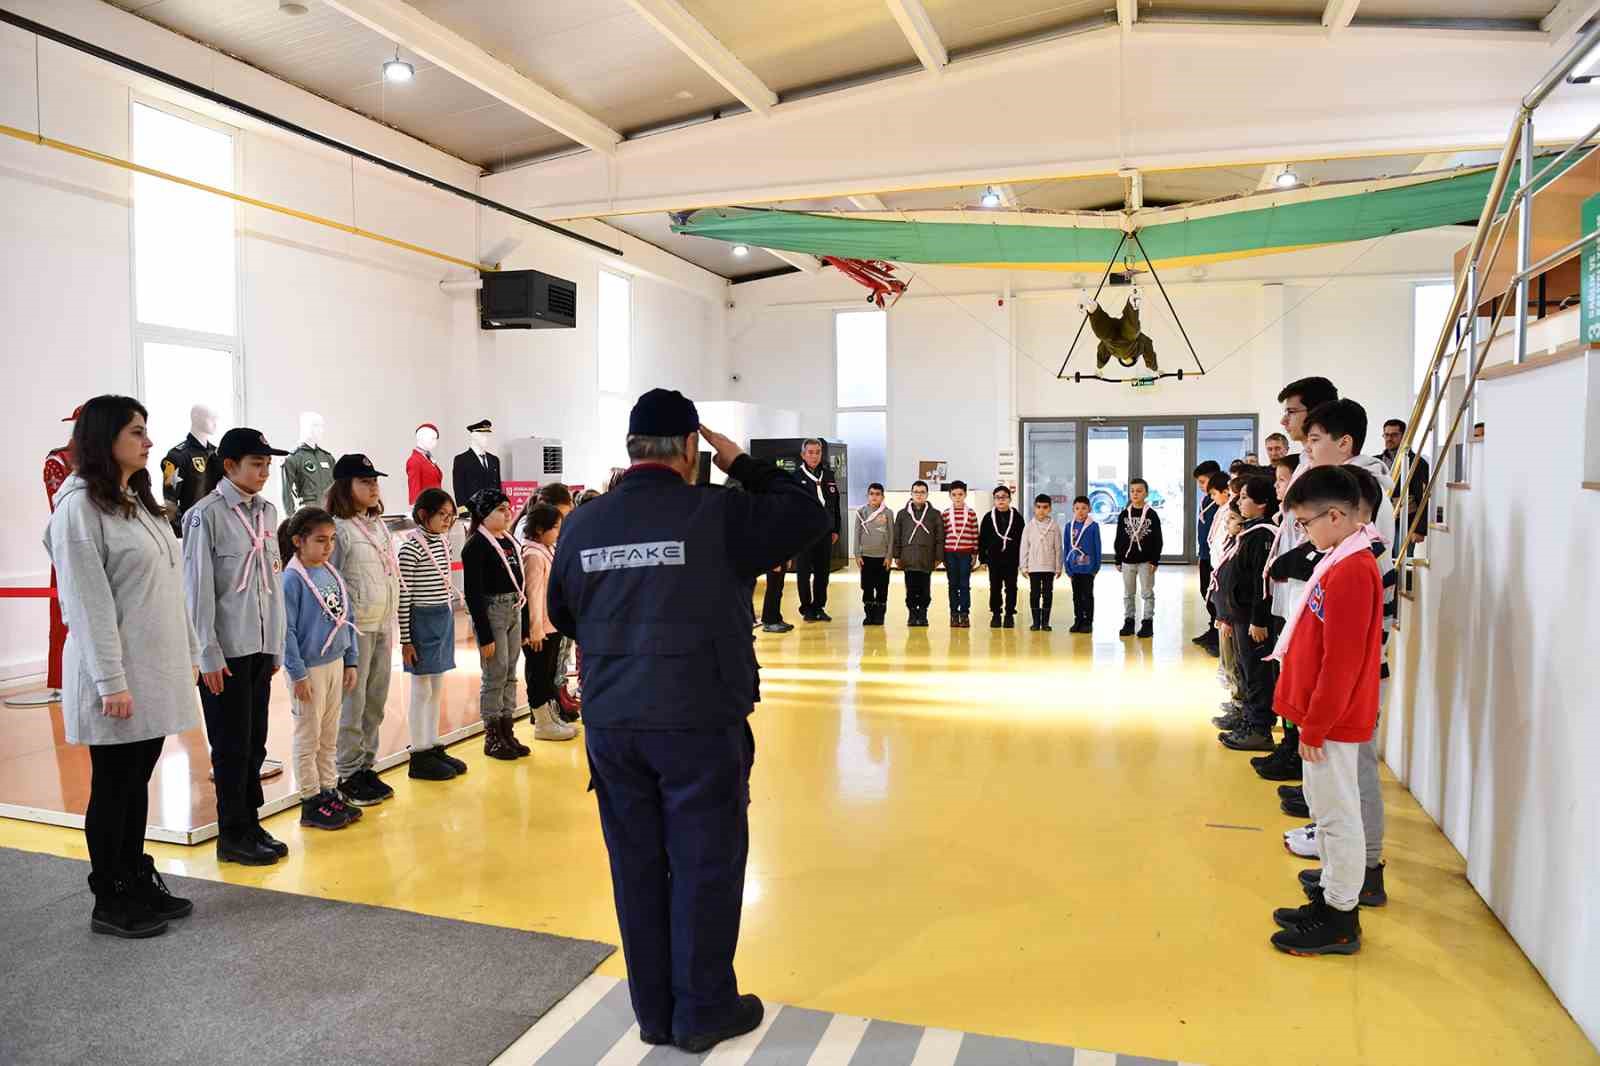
[217,428,289,460]
[333,454,386,479]
[466,419,493,433]
[628,389,699,437]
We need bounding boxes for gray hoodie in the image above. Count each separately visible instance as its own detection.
[44,475,204,745]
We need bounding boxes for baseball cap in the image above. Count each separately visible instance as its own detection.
[333,454,387,479]
[217,428,289,461]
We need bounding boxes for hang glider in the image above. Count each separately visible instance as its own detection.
[671,156,1578,272]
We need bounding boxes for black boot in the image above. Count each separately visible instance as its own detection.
[990,611,1002,628]
[1119,617,1135,637]
[432,745,469,774]
[408,747,457,780]
[88,872,168,938]
[1137,617,1153,638]
[1300,863,1388,907]
[1041,609,1053,632]
[130,855,193,921]
[1003,611,1016,628]
[1270,897,1361,955]
[217,832,278,866]
[1029,610,1041,631]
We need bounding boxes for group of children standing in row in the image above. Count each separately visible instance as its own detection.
[848,479,1164,634]
[1197,378,1397,957]
[187,429,585,861]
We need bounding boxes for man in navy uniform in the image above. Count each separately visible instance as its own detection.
[549,389,829,1054]
[793,438,841,622]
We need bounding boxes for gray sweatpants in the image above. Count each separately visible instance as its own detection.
[1304,739,1365,911]
[1121,562,1155,620]
[478,593,522,722]
[336,627,393,779]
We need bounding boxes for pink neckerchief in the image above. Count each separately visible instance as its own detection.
[406,529,459,605]
[225,496,273,595]
[1067,518,1092,563]
[1208,518,1275,596]
[991,509,1017,551]
[350,514,404,590]
[906,502,932,540]
[857,503,888,536]
[478,526,526,608]
[1267,525,1376,663]
[1125,505,1152,550]
[286,556,358,656]
[944,505,974,537]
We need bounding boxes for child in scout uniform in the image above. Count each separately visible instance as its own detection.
[893,480,944,628]
[978,486,1022,628]
[853,482,896,626]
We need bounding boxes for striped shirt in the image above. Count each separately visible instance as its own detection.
[942,505,979,554]
[397,530,455,643]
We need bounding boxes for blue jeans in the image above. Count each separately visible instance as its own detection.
[945,552,973,614]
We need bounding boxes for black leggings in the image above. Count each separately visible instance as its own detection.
[86,737,166,878]
[1029,573,1055,614]
[523,638,561,707]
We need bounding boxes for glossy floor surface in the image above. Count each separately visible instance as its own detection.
[3,568,1595,1066]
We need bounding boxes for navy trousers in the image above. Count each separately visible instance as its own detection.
[795,536,833,613]
[586,722,755,1039]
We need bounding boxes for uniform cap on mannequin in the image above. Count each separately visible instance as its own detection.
[415,423,439,452]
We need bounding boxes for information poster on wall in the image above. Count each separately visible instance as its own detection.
[503,480,540,515]
[1583,193,1600,345]
[918,460,948,485]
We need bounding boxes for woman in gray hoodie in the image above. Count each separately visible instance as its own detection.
[44,395,204,939]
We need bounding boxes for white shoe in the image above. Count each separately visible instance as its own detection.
[532,700,578,742]
[1284,824,1319,859]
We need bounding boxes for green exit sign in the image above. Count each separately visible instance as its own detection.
[1583,193,1600,346]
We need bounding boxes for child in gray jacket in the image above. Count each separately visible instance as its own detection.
[853,482,897,626]
[894,480,944,628]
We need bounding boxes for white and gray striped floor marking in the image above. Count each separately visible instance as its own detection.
[493,977,1205,1066]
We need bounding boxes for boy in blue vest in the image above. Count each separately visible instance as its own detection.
[1063,496,1102,633]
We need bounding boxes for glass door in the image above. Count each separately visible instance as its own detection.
[1022,421,1079,532]
[1085,425,1130,537]
[1138,423,1187,562]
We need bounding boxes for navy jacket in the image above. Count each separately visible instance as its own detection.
[1197,499,1218,565]
[548,455,830,729]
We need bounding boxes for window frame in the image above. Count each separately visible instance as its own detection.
[832,308,890,517]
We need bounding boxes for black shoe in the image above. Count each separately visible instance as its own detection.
[910,611,929,628]
[676,995,765,1054]
[1212,707,1246,731]
[1137,618,1153,638]
[321,793,360,823]
[1221,727,1277,752]
[1002,613,1016,628]
[301,791,352,830]
[1191,630,1212,645]
[1281,795,1311,818]
[1278,785,1305,803]
[1040,611,1053,631]
[801,610,820,623]
[339,772,385,807]
[1204,641,1221,658]
[990,613,1002,628]
[1301,863,1388,907]
[432,745,468,774]
[130,855,193,921]
[361,768,395,801]
[1273,895,1324,930]
[217,833,279,866]
[813,609,832,622]
[1029,610,1041,631]
[763,620,795,633]
[255,826,291,855]
[88,872,168,939]
[1119,618,1135,637]
[1255,752,1304,782]
[1270,898,1361,956]
[640,1031,671,1046]
[408,748,457,780]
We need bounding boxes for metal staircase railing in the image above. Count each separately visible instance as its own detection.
[1389,24,1600,603]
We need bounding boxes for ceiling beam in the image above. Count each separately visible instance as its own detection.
[620,0,778,116]
[1322,0,1362,32]
[1541,0,1600,47]
[320,0,621,154]
[884,0,948,74]
[1116,0,1136,30]
[762,248,821,273]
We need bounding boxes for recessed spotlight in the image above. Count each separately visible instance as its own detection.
[980,186,1002,208]
[383,52,414,84]
[1275,167,1300,189]
[279,0,309,14]
[732,244,750,257]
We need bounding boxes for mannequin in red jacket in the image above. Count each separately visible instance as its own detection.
[43,406,80,694]
[407,423,443,504]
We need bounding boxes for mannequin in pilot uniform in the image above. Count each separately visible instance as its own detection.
[452,419,502,507]
[282,412,335,513]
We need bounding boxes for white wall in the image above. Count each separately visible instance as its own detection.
[1389,343,1600,1051]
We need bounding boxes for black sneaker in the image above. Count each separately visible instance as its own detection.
[255,826,291,855]
[801,610,819,623]
[1255,752,1303,781]
[301,791,352,830]
[1002,614,1016,628]
[361,768,394,802]
[1301,863,1387,906]
[1281,795,1311,819]
[408,748,457,780]
[1212,709,1247,731]
[432,745,469,774]
[762,621,795,633]
[1278,785,1305,803]
[676,995,765,1054]
[1270,898,1361,956]
[323,793,361,822]
[217,833,279,866]
[1137,618,1153,638]
[1273,896,1324,930]
[1119,618,1135,637]
[1220,727,1276,752]
[339,773,386,807]
[813,609,832,622]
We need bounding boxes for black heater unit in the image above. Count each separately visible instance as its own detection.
[480,269,577,330]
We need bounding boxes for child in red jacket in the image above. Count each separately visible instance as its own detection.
[1266,465,1383,957]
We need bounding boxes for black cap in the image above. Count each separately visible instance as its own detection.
[217,428,288,461]
[333,454,386,479]
[467,419,493,433]
[628,389,699,437]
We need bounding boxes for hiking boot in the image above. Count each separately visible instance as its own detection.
[1137,618,1153,638]
[301,791,352,830]
[217,832,278,866]
[432,745,468,774]
[88,872,168,939]
[131,855,192,921]
[255,826,292,854]
[676,995,765,1054]
[1221,727,1277,752]
[1273,895,1324,930]
[1301,863,1388,906]
[1119,617,1135,637]
[408,747,457,780]
[1270,898,1361,956]
[1281,795,1311,819]
[533,701,579,742]
[762,621,795,633]
[339,772,386,807]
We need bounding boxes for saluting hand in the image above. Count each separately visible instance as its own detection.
[698,425,743,473]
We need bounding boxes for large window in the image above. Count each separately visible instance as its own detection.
[1413,282,1454,394]
[596,271,632,472]
[835,310,887,511]
[131,100,241,471]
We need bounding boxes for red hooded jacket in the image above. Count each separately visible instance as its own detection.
[1274,550,1383,748]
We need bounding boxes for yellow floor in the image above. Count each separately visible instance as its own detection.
[3,568,1595,1066]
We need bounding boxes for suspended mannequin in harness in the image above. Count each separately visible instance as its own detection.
[1081,289,1158,373]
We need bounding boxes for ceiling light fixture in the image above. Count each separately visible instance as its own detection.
[279,1,309,14]
[383,51,414,84]
[980,186,1003,208]
[1275,167,1300,189]
[732,244,750,257]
